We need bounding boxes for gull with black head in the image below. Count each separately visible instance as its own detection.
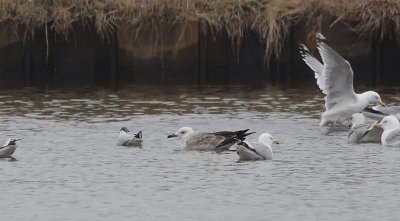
[116,127,143,147]
[0,138,21,158]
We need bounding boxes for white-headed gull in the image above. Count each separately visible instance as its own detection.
[371,116,400,147]
[300,33,385,126]
[167,127,254,152]
[236,133,279,161]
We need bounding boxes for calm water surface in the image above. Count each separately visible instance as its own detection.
[1,86,400,221]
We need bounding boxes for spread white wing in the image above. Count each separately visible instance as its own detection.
[299,44,325,93]
[300,33,357,111]
[316,33,357,110]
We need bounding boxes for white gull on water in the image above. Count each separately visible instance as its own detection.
[363,106,400,120]
[236,133,279,161]
[116,127,143,147]
[167,127,254,152]
[300,33,385,126]
[348,113,381,144]
[0,138,20,158]
[371,116,400,147]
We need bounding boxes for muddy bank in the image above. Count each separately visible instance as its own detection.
[1,0,400,88]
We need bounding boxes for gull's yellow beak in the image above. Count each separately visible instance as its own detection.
[373,122,382,129]
[273,139,279,144]
[379,100,386,107]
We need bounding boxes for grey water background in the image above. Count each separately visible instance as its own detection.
[1,86,400,221]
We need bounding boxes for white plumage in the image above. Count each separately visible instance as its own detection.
[116,127,143,147]
[348,113,382,144]
[373,116,400,147]
[300,33,385,126]
[0,138,20,158]
[236,133,279,161]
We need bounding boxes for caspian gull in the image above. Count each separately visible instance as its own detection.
[167,127,254,152]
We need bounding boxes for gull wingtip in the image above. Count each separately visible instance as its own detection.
[316,32,326,39]
[299,44,310,56]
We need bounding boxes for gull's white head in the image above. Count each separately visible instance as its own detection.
[363,91,385,107]
[168,127,194,139]
[2,138,21,148]
[351,113,365,127]
[375,115,400,130]
[258,133,279,146]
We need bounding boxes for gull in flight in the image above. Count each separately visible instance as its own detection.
[0,138,21,158]
[348,113,382,144]
[116,127,143,147]
[167,127,254,152]
[300,33,385,126]
[236,133,279,161]
[370,115,400,147]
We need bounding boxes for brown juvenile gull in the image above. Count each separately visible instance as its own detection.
[167,127,254,152]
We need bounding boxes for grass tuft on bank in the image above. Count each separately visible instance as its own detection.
[1,0,399,60]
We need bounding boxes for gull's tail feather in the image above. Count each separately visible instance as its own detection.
[216,129,255,148]
[239,131,256,140]
[134,131,143,139]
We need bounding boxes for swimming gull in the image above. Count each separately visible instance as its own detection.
[300,33,385,126]
[167,127,254,152]
[348,113,382,144]
[371,115,400,147]
[236,133,279,161]
[363,106,400,121]
[116,127,143,147]
[0,138,20,158]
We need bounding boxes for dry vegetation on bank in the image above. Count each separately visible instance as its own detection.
[0,0,399,59]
